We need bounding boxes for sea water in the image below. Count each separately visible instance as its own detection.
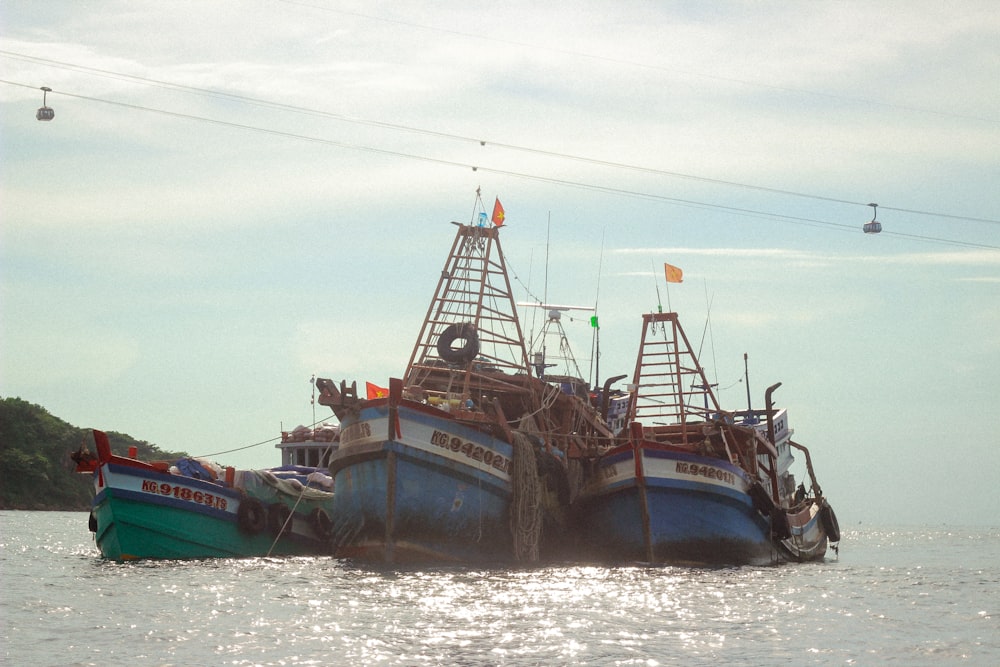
[1,511,997,666]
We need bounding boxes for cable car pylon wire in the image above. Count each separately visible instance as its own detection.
[1,78,997,251]
[1,52,997,227]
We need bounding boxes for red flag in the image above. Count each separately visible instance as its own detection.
[664,262,684,284]
[491,197,505,226]
[366,382,388,399]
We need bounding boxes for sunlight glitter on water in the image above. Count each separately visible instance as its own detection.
[5,514,1000,666]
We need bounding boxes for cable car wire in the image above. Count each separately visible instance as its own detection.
[1,77,997,251]
[3,50,998,228]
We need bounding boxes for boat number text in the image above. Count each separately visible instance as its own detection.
[341,421,372,444]
[140,479,228,510]
[430,430,511,473]
[675,462,736,485]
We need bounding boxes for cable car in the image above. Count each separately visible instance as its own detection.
[36,86,54,121]
[863,202,881,234]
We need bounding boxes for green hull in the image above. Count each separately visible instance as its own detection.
[90,462,334,560]
[93,493,325,560]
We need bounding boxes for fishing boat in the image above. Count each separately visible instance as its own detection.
[72,425,339,561]
[316,197,613,563]
[574,311,839,565]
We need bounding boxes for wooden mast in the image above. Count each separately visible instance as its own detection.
[402,218,536,406]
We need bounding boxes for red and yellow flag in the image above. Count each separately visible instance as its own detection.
[664,262,684,284]
[366,382,388,399]
[491,197,505,226]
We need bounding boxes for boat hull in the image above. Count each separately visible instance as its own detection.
[329,401,519,563]
[774,501,828,562]
[576,446,775,565]
[90,461,333,560]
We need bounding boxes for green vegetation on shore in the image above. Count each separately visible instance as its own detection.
[0,397,188,510]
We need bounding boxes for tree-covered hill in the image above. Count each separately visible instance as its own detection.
[0,397,188,510]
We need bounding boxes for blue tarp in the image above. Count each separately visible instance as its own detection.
[175,457,214,481]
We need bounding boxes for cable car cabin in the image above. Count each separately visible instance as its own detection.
[864,202,880,233]
[36,106,55,121]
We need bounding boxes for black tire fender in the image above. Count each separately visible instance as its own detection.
[237,497,267,534]
[437,322,479,364]
[267,502,292,536]
[770,506,791,540]
[820,503,841,543]
[309,507,334,541]
[748,481,775,515]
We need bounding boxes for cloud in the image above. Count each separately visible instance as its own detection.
[958,276,1000,283]
[614,247,1000,267]
[876,250,1000,266]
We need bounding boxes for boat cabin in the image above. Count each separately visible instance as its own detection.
[275,424,339,469]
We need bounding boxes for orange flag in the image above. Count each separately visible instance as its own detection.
[664,262,684,284]
[366,382,388,399]
[491,197,505,226]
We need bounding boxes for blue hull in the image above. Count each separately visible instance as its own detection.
[329,402,518,563]
[576,448,774,565]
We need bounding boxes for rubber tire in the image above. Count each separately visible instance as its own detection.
[437,322,479,364]
[820,504,841,543]
[237,497,267,534]
[267,502,292,536]
[309,507,334,541]
[770,507,791,541]
[748,481,775,515]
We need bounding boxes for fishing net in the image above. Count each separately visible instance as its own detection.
[510,430,542,562]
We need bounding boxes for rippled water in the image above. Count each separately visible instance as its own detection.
[2,511,997,666]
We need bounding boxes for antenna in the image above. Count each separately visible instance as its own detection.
[518,302,594,382]
[544,214,550,306]
[743,352,753,413]
[651,260,663,313]
[591,229,606,387]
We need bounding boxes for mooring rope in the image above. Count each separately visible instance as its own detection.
[510,430,542,562]
[264,475,311,558]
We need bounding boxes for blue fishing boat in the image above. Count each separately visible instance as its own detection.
[317,196,612,563]
[574,311,839,565]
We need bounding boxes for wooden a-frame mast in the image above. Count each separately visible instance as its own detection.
[403,222,534,400]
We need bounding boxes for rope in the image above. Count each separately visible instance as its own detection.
[195,415,337,459]
[264,482,310,558]
[567,457,584,504]
[508,382,563,427]
[510,430,542,562]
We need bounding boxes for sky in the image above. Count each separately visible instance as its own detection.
[2,1,998,527]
